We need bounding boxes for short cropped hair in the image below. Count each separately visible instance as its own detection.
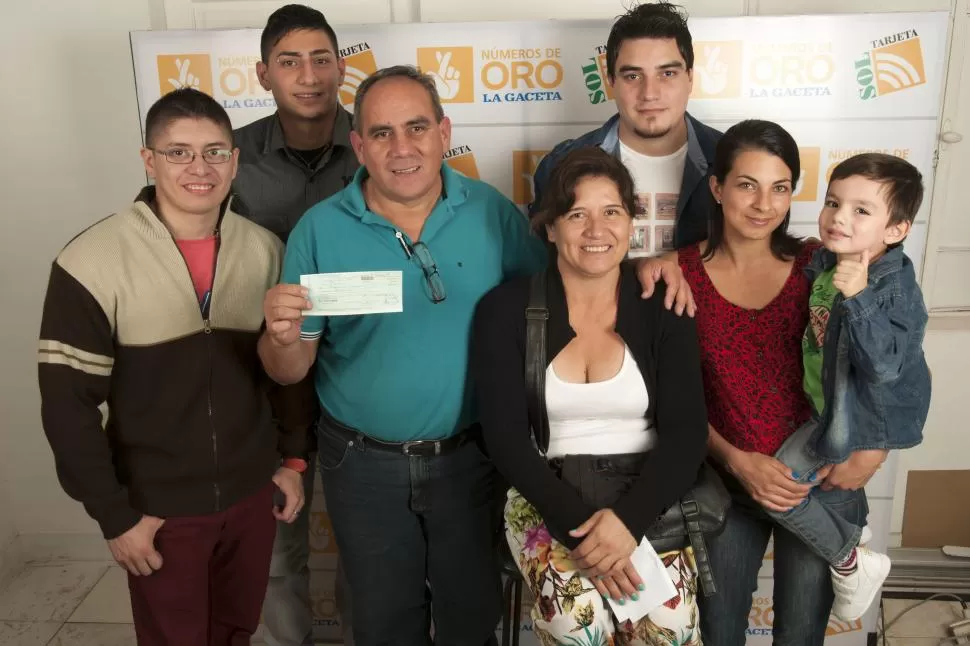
[144,88,233,148]
[260,4,339,62]
[829,153,924,226]
[352,65,445,132]
[606,1,693,80]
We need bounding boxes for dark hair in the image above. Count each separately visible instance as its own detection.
[704,119,803,261]
[532,147,637,237]
[829,153,923,226]
[145,88,233,148]
[606,1,693,80]
[352,65,445,133]
[260,4,338,63]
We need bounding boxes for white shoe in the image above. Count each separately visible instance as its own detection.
[859,525,873,545]
[831,547,892,621]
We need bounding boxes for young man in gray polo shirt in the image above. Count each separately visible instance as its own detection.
[231,5,357,646]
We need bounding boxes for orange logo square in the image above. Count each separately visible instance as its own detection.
[826,617,863,636]
[416,47,475,103]
[446,152,480,179]
[872,38,926,96]
[691,41,743,99]
[512,150,549,206]
[157,54,213,97]
[340,48,378,107]
[595,52,615,100]
[794,147,821,202]
[309,511,338,554]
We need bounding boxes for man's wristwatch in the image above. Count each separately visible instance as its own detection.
[282,458,308,474]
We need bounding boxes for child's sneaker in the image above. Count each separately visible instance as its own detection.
[859,525,873,545]
[831,547,892,621]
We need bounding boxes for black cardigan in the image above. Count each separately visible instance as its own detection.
[471,262,709,549]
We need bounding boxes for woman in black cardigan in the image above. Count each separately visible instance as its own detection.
[472,147,709,645]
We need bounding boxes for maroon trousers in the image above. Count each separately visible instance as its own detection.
[127,483,277,646]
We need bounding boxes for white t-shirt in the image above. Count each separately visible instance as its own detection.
[544,345,654,459]
[618,140,688,258]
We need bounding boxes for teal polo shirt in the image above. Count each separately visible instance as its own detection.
[282,163,547,441]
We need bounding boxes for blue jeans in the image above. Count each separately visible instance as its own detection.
[770,421,864,565]
[699,468,868,646]
[317,422,502,646]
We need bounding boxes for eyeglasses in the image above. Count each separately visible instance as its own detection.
[396,233,446,304]
[150,147,234,165]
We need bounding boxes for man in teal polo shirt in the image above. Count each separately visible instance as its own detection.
[258,65,542,645]
[258,63,693,644]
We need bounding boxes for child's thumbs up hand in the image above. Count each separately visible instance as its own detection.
[833,248,870,299]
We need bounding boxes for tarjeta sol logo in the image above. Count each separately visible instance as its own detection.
[580,46,613,105]
[854,29,926,100]
[339,42,378,106]
[444,145,480,179]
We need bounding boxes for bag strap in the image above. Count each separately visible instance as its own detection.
[525,271,549,451]
[681,496,717,597]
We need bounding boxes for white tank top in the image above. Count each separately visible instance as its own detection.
[544,345,654,459]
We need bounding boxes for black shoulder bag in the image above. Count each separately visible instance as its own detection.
[524,270,730,597]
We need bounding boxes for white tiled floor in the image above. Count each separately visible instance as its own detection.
[0,564,110,623]
[67,567,132,624]
[0,559,963,645]
[0,561,280,645]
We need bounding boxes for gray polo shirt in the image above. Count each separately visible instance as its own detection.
[232,107,359,242]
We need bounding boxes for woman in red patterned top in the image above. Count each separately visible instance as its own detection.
[661,120,869,646]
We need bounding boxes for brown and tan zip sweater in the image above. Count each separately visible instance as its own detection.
[38,187,306,539]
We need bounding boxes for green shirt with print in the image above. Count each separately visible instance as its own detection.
[803,267,838,416]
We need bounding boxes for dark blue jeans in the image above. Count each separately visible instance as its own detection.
[769,420,864,565]
[699,468,868,646]
[317,422,502,646]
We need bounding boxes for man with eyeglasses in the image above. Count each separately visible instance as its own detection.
[258,65,543,645]
[37,88,306,645]
[230,6,359,645]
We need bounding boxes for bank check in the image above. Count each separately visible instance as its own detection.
[300,271,403,316]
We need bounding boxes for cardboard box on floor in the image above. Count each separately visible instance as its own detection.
[902,470,970,548]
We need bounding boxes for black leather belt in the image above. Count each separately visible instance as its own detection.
[324,418,479,457]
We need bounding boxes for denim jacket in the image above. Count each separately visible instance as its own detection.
[806,246,931,462]
[529,113,722,249]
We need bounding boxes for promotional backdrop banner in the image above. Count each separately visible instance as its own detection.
[131,11,947,643]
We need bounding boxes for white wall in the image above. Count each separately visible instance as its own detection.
[0,0,155,536]
[0,0,965,544]
[0,474,13,551]
[890,322,970,545]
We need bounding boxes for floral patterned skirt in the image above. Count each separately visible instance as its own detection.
[505,488,702,646]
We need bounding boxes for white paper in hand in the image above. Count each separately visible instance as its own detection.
[608,538,678,624]
[300,271,403,316]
